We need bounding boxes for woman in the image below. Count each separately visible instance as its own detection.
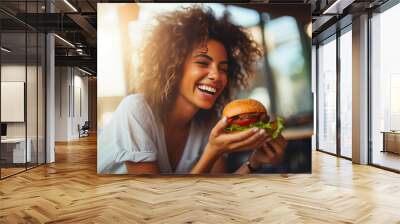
[98,5,287,174]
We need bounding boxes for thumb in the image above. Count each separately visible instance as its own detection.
[211,116,229,136]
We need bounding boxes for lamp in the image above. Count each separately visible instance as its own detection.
[54,34,75,48]
[1,47,11,53]
[63,0,78,12]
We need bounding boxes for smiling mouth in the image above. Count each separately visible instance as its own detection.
[197,84,217,95]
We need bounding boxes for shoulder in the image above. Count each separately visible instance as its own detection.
[102,93,159,140]
[115,94,153,117]
[111,93,158,126]
[117,93,149,112]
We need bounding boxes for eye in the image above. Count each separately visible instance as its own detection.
[195,61,208,65]
[195,61,209,67]
[219,67,228,74]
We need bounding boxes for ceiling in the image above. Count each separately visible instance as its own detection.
[0,0,98,74]
[310,0,390,43]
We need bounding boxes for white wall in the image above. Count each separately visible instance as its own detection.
[55,67,89,141]
[74,73,89,136]
[55,67,69,141]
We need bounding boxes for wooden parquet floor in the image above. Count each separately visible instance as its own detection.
[1,135,400,223]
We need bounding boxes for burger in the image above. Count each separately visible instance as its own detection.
[222,99,284,139]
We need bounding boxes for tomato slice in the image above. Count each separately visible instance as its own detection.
[231,117,258,127]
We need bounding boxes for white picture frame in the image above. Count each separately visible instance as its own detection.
[1,81,25,122]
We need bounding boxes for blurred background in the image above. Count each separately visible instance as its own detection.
[98,3,312,173]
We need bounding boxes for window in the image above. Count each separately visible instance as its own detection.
[0,1,47,179]
[339,28,352,158]
[370,3,400,171]
[317,36,337,154]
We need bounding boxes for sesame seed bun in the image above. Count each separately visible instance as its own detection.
[222,99,267,118]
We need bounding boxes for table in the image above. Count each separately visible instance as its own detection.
[1,138,32,163]
[381,131,400,154]
[282,126,313,141]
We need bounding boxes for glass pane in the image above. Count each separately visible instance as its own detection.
[317,37,337,154]
[371,4,400,171]
[27,31,38,169]
[1,31,27,177]
[340,29,352,158]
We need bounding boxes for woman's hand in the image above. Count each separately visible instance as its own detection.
[249,134,288,168]
[206,116,270,156]
[192,116,273,174]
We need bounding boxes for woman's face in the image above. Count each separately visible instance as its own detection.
[179,39,228,110]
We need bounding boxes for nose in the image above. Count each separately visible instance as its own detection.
[207,66,221,81]
[207,72,217,80]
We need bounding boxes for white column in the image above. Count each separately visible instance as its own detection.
[46,33,55,163]
[45,0,56,163]
[352,14,369,164]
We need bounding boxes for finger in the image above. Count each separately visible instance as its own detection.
[235,128,267,146]
[265,136,273,143]
[258,151,273,164]
[211,116,229,137]
[263,143,275,159]
[268,140,284,156]
[224,127,260,143]
[276,135,287,144]
[274,135,288,149]
[228,129,267,151]
[248,133,270,150]
[281,137,288,148]
[252,149,269,164]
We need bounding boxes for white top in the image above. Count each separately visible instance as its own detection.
[98,94,212,174]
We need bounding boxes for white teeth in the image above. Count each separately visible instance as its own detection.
[198,85,216,93]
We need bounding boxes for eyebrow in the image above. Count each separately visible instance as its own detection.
[194,53,228,65]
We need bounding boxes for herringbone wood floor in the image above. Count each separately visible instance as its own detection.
[1,135,400,224]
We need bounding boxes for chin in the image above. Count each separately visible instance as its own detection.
[196,100,214,110]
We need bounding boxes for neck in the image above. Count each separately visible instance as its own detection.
[165,95,198,129]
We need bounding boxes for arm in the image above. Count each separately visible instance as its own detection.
[189,148,227,174]
[190,144,221,174]
[125,161,160,175]
[234,164,252,174]
[233,155,260,174]
[204,152,260,174]
[99,95,160,174]
[125,148,224,175]
[210,155,227,174]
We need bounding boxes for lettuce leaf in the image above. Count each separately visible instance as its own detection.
[224,117,285,139]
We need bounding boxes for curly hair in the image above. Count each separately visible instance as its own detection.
[135,5,262,124]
